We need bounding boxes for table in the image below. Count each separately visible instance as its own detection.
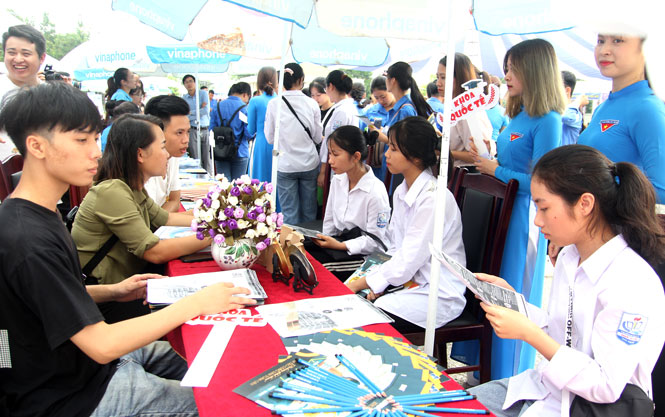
[166,255,491,417]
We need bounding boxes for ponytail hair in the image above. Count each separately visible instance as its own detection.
[387,116,438,170]
[283,62,305,90]
[257,66,277,96]
[532,145,665,265]
[386,61,432,118]
[105,67,130,99]
[328,125,377,161]
[326,70,353,94]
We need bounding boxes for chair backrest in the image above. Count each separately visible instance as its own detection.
[0,154,24,201]
[455,171,518,277]
[69,185,90,208]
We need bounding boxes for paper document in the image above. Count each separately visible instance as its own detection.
[147,269,267,305]
[429,243,528,316]
[154,226,196,240]
[238,111,248,123]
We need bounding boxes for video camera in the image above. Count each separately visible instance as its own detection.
[43,64,70,82]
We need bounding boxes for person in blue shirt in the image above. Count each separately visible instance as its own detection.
[105,68,136,102]
[483,73,509,141]
[426,82,444,114]
[470,38,566,381]
[364,76,396,181]
[100,101,140,152]
[207,88,217,117]
[182,74,211,174]
[248,67,277,183]
[210,82,251,181]
[368,62,432,192]
[577,34,665,203]
[561,70,588,146]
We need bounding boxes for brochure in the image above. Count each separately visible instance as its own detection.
[154,226,196,240]
[284,224,321,240]
[429,243,529,316]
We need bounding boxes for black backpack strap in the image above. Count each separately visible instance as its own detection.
[81,235,119,284]
[216,100,223,125]
[282,96,313,140]
[221,104,248,144]
[322,107,336,135]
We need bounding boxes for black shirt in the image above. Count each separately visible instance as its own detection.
[0,199,115,417]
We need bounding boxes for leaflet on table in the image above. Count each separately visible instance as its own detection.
[146,269,267,306]
[154,226,196,240]
[284,223,321,239]
[429,243,529,316]
[256,294,393,338]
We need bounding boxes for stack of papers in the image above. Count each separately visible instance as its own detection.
[147,269,267,307]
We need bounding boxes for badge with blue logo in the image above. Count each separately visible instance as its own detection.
[377,211,389,228]
[616,313,648,345]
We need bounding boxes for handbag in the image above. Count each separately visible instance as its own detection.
[212,102,246,161]
[320,226,388,262]
[569,384,654,417]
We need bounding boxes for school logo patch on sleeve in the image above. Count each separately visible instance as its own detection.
[616,313,648,345]
[509,133,523,141]
[377,211,390,228]
[332,120,342,131]
[600,120,619,132]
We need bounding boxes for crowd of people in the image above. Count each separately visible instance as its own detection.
[1,21,664,417]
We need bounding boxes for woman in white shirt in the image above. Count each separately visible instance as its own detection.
[317,70,360,188]
[469,145,665,417]
[308,125,390,279]
[346,116,466,332]
[264,63,322,225]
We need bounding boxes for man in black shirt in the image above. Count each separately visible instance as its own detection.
[0,82,256,416]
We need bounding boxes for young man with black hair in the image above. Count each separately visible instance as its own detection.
[0,82,255,417]
[561,70,589,145]
[210,82,251,180]
[144,95,191,212]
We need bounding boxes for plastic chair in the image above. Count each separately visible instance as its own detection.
[401,171,518,383]
[0,154,24,201]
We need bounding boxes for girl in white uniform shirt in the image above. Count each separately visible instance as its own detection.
[310,125,390,278]
[317,70,360,188]
[264,63,322,225]
[346,116,467,333]
[469,145,665,417]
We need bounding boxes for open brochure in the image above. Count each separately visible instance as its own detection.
[147,269,267,306]
[429,243,529,316]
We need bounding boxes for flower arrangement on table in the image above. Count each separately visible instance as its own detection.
[191,174,283,269]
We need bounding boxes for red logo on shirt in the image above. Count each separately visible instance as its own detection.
[600,120,619,132]
[509,133,523,141]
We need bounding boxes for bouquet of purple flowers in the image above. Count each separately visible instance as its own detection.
[192,174,283,251]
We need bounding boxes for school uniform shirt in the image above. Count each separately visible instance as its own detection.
[427,97,444,114]
[110,89,132,102]
[561,104,583,146]
[502,235,665,416]
[144,156,181,207]
[364,102,390,126]
[320,97,360,163]
[264,90,322,173]
[578,80,665,202]
[322,166,391,255]
[367,170,467,328]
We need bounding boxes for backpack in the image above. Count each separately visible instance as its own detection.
[212,102,246,161]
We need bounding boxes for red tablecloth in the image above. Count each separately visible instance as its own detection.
[166,255,491,417]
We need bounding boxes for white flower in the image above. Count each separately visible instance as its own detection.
[219,178,231,190]
[254,198,265,207]
[268,231,277,239]
[211,199,221,210]
[240,174,251,184]
[204,211,214,223]
[266,216,273,226]
[195,199,203,208]
[257,223,269,235]
[245,229,257,239]
[237,219,250,229]
[228,196,239,206]
[211,192,220,201]
[215,174,225,181]
[218,212,227,221]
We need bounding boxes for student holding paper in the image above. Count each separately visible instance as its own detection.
[346,117,466,333]
[469,145,665,417]
[469,38,566,379]
[0,82,256,417]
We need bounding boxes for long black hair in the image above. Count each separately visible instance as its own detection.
[97,114,163,190]
[326,70,353,95]
[387,116,438,170]
[283,63,304,90]
[532,145,665,265]
[386,62,432,118]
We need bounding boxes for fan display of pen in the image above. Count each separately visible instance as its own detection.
[270,355,487,416]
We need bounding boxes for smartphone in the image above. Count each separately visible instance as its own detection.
[373,119,383,129]
[180,252,214,263]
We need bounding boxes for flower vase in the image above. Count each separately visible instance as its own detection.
[211,238,260,271]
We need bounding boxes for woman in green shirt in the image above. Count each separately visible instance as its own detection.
[72,114,209,321]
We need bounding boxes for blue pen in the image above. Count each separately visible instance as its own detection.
[393,390,468,401]
[335,354,383,394]
[278,381,356,403]
[293,371,367,398]
[402,405,490,415]
[398,395,476,405]
[273,387,357,406]
[272,405,364,414]
[297,366,369,393]
[270,391,356,407]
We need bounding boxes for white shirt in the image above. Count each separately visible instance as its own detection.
[264,90,322,173]
[450,111,494,167]
[368,170,467,328]
[320,97,360,163]
[144,157,181,207]
[0,74,21,160]
[503,235,665,416]
[323,166,391,255]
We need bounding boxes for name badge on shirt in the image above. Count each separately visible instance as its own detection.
[377,211,390,228]
[616,312,648,345]
[509,133,523,142]
[600,119,619,132]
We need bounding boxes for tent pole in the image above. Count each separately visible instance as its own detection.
[270,22,293,193]
[424,0,457,357]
